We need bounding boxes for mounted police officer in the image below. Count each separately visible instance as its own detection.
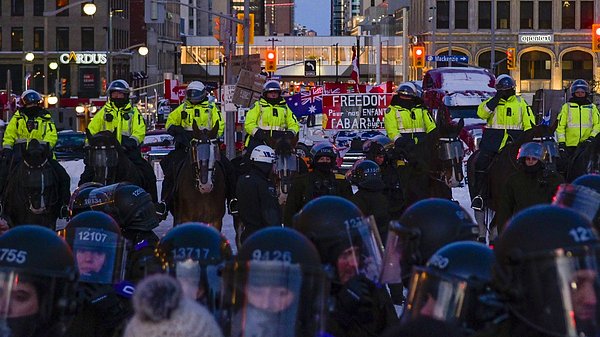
[0,89,70,214]
[471,74,536,210]
[158,81,233,218]
[556,79,600,159]
[283,143,352,226]
[384,82,436,146]
[244,80,299,153]
[236,145,282,243]
[81,80,158,203]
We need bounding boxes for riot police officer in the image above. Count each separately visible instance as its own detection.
[236,145,281,243]
[0,225,78,337]
[220,227,328,337]
[553,174,600,232]
[156,222,232,316]
[402,241,497,335]
[384,82,436,144]
[472,74,536,210]
[244,80,299,153]
[293,196,399,337]
[283,143,352,226]
[0,89,70,213]
[62,211,132,337]
[476,205,600,337]
[81,80,158,203]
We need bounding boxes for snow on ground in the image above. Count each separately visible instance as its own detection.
[59,159,475,253]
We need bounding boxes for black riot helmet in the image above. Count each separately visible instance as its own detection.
[384,198,479,284]
[403,241,496,334]
[493,205,600,337]
[350,159,384,191]
[292,196,385,284]
[570,79,590,96]
[363,135,392,161]
[221,227,328,337]
[68,182,105,217]
[310,142,337,162]
[20,89,44,107]
[156,223,232,314]
[494,74,516,91]
[107,79,131,108]
[0,225,78,337]
[553,174,600,232]
[61,211,127,285]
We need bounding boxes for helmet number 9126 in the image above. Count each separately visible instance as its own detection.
[252,249,292,262]
[0,249,27,264]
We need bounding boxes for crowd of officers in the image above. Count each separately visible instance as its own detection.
[0,74,598,337]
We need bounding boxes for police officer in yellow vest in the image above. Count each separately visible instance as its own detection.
[158,81,229,217]
[80,80,158,203]
[244,80,299,153]
[556,79,600,158]
[384,82,436,146]
[0,90,71,214]
[471,74,536,210]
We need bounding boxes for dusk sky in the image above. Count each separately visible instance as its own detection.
[294,0,331,36]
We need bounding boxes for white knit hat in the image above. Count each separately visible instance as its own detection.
[123,274,223,337]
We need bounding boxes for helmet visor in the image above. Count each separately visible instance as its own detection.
[553,184,600,224]
[403,267,483,331]
[221,260,328,337]
[72,227,127,284]
[513,245,600,337]
[542,140,559,163]
[166,259,223,313]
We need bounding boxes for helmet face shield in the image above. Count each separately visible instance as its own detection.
[512,245,600,337]
[187,89,207,104]
[381,220,418,283]
[403,267,484,331]
[72,227,127,284]
[553,184,600,224]
[221,260,328,337]
[170,260,222,309]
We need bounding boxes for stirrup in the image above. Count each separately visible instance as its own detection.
[155,202,168,220]
[228,198,239,215]
[471,196,484,211]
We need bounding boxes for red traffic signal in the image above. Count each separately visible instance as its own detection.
[412,46,425,68]
[592,24,600,52]
[506,47,516,70]
[265,49,277,72]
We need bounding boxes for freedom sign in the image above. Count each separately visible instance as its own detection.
[323,93,393,130]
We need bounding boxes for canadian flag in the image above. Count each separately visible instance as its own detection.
[351,46,359,84]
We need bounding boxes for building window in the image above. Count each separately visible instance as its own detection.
[455,1,468,29]
[537,1,552,30]
[12,0,24,16]
[33,27,44,51]
[11,27,23,51]
[56,0,69,16]
[580,1,594,29]
[562,2,575,29]
[81,27,94,50]
[478,1,491,29]
[436,1,449,29]
[56,27,69,50]
[520,1,533,29]
[34,0,45,16]
[497,1,510,29]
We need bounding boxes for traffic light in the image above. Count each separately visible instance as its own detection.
[213,17,221,42]
[236,13,255,44]
[265,49,277,72]
[506,47,517,70]
[592,24,600,52]
[61,78,67,96]
[412,46,425,68]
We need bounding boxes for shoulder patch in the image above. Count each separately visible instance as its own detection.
[386,107,392,114]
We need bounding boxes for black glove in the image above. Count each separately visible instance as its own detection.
[254,129,267,141]
[80,283,130,329]
[167,125,186,137]
[486,93,502,111]
[121,136,139,151]
[2,148,13,162]
[168,126,192,145]
[283,131,296,139]
[336,275,374,311]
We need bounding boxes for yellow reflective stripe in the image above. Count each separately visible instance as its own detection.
[395,108,404,129]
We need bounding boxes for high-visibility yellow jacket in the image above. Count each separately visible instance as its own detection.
[3,109,57,149]
[477,95,536,151]
[384,105,436,141]
[556,102,600,146]
[167,100,223,137]
[244,98,299,136]
[88,102,146,144]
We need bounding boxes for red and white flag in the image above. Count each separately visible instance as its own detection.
[351,46,360,84]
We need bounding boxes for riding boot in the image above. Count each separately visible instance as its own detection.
[471,171,487,211]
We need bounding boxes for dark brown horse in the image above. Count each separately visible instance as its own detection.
[565,135,600,182]
[172,122,226,230]
[1,140,63,229]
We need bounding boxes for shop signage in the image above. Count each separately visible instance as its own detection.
[59,51,108,64]
[519,34,554,44]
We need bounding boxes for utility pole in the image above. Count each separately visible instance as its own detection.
[334,43,339,83]
[490,0,496,73]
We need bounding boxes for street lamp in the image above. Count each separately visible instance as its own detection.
[44,1,96,96]
[47,95,58,106]
[138,46,149,56]
[76,104,97,131]
[25,53,35,62]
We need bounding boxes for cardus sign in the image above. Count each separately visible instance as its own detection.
[60,51,107,65]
